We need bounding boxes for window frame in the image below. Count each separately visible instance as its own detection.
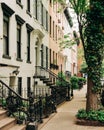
[18,77,22,96]
[26,23,34,63]
[27,30,31,62]
[3,15,9,57]
[17,23,22,60]
[27,77,31,97]
[15,15,25,61]
[1,3,14,59]
[46,11,48,31]
[27,0,30,12]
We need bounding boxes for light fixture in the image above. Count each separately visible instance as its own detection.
[12,68,19,75]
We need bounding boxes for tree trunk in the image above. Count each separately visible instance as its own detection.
[86,76,98,111]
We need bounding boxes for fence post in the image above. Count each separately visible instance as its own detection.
[71,85,73,97]
[39,96,43,123]
[26,92,38,130]
[28,92,35,122]
[66,84,70,101]
[45,93,49,118]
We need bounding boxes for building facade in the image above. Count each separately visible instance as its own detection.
[0,0,78,98]
[0,0,50,98]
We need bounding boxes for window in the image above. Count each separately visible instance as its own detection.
[1,3,14,58]
[53,51,54,63]
[41,44,43,67]
[18,77,22,96]
[17,24,21,59]
[56,25,57,41]
[3,15,9,56]
[43,6,46,29]
[26,23,34,63]
[50,49,51,64]
[27,0,30,12]
[27,77,31,97]
[46,47,48,69]
[46,11,48,31]
[53,21,55,39]
[56,53,57,65]
[41,3,43,25]
[27,31,30,62]
[15,15,25,61]
[50,16,52,35]
[34,0,38,19]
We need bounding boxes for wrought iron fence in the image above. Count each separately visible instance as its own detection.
[0,66,73,128]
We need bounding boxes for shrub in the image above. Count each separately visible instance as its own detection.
[70,76,79,89]
[76,109,104,123]
[78,77,86,89]
[0,98,6,107]
[56,72,68,87]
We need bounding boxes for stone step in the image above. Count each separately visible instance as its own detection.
[8,124,26,130]
[0,110,7,120]
[0,117,16,130]
[0,109,26,130]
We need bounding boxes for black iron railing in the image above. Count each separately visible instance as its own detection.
[0,79,57,126]
[35,66,70,85]
[35,66,73,104]
[0,80,30,124]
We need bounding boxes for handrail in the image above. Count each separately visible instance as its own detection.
[0,80,28,101]
[35,66,70,84]
[0,79,58,125]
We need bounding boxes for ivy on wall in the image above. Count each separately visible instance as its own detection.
[84,1,104,93]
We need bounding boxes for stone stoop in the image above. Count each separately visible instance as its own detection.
[0,109,26,130]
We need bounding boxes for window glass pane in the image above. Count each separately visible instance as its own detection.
[27,31,30,61]
[34,0,37,19]
[27,0,30,11]
[17,24,21,42]
[3,21,8,36]
[27,31,30,46]
[3,15,9,55]
[27,77,31,97]
[3,37,7,54]
[18,77,22,96]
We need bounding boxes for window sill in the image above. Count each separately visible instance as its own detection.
[16,58,23,62]
[27,61,31,64]
[16,0,23,9]
[2,55,11,59]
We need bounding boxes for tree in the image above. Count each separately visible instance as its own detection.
[84,0,104,111]
[54,0,104,111]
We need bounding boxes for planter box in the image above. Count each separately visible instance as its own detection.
[76,119,104,126]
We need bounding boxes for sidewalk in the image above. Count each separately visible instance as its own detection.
[39,85,104,130]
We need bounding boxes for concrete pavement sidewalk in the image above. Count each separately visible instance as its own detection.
[39,85,104,130]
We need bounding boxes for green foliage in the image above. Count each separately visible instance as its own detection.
[84,1,104,93]
[70,76,86,90]
[80,62,88,73]
[56,72,68,87]
[76,109,87,119]
[76,109,104,122]
[59,34,79,51]
[78,77,86,89]
[101,60,104,78]
[0,98,6,107]
[70,76,79,89]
